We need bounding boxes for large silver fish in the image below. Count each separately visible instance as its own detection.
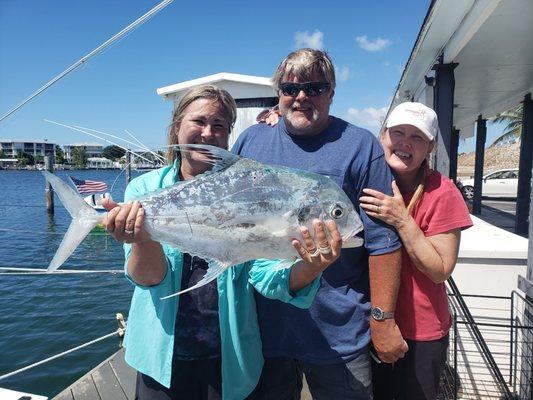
[43,144,364,297]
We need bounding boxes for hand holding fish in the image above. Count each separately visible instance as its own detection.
[289,219,342,292]
[359,181,410,228]
[101,197,167,286]
[101,199,151,244]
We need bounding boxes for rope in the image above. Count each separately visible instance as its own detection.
[0,328,125,381]
[0,314,127,380]
[0,204,47,208]
[0,0,174,123]
[0,227,109,236]
[0,267,123,274]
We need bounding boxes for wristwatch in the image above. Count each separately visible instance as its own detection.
[371,307,394,321]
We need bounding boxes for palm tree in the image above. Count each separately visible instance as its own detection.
[490,105,522,147]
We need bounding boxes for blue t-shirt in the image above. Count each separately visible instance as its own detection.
[232,117,401,364]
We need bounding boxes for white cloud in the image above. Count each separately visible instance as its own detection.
[335,65,350,82]
[295,30,324,50]
[346,106,388,128]
[355,35,391,52]
[384,60,391,67]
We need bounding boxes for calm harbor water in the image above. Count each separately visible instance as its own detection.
[0,169,145,397]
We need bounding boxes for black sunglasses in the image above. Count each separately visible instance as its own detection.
[279,81,331,97]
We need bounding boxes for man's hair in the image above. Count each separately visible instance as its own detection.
[272,48,336,91]
[166,84,236,164]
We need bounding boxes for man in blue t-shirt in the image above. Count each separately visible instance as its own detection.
[233,49,408,399]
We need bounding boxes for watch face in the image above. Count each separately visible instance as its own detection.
[371,307,383,320]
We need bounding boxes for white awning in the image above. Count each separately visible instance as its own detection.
[390,0,533,137]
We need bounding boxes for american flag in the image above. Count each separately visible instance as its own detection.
[69,176,108,194]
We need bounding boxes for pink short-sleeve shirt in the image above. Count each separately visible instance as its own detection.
[395,171,473,341]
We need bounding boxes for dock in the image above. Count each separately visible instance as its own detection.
[52,346,313,399]
[53,348,135,400]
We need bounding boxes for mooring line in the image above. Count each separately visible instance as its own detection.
[0,267,123,275]
[0,327,125,381]
[0,227,109,236]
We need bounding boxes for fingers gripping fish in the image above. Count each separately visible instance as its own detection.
[42,144,364,298]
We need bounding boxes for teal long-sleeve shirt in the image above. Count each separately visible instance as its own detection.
[122,162,320,400]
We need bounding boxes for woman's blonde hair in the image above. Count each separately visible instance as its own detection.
[406,161,429,216]
[166,84,237,164]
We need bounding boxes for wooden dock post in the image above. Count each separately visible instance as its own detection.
[45,155,54,214]
[125,150,131,184]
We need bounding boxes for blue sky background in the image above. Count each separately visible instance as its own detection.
[0,0,503,153]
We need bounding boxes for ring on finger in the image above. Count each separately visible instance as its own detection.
[318,244,332,255]
[308,248,321,257]
[124,229,134,235]
[375,205,381,214]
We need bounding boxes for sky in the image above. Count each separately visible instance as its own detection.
[0,0,504,154]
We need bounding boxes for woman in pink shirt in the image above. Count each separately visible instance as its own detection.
[359,102,473,400]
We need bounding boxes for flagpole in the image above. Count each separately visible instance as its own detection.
[68,176,81,196]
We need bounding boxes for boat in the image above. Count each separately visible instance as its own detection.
[0,387,47,400]
[83,193,111,211]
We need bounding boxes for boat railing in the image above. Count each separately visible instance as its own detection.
[439,278,532,400]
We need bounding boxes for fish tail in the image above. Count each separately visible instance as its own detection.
[42,171,104,272]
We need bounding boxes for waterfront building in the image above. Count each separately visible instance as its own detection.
[63,143,104,162]
[86,157,115,169]
[0,139,57,158]
[0,158,18,169]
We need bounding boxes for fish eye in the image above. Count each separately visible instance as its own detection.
[330,204,344,219]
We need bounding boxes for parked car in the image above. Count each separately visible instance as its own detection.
[458,168,519,200]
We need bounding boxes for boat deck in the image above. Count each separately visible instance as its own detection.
[53,348,135,400]
[52,347,313,400]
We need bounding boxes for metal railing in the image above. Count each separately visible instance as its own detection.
[439,280,533,399]
[510,290,533,399]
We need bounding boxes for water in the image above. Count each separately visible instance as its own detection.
[0,169,145,397]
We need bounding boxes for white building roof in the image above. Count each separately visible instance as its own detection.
[389,0,533,137]
[0,139,57,144]
[87,157,112,162]
[157,72,277,102]
[64,142,104,147]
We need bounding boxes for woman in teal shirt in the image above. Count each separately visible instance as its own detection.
[103,85,342,399]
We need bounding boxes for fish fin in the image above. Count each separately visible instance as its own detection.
[274,257,299,271]
[42,172,104,271]
[160,259,229,300]
[167,144,239,172]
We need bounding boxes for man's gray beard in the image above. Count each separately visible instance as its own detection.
[285,108,320,135]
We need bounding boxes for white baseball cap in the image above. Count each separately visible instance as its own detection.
[385,102,439,141]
